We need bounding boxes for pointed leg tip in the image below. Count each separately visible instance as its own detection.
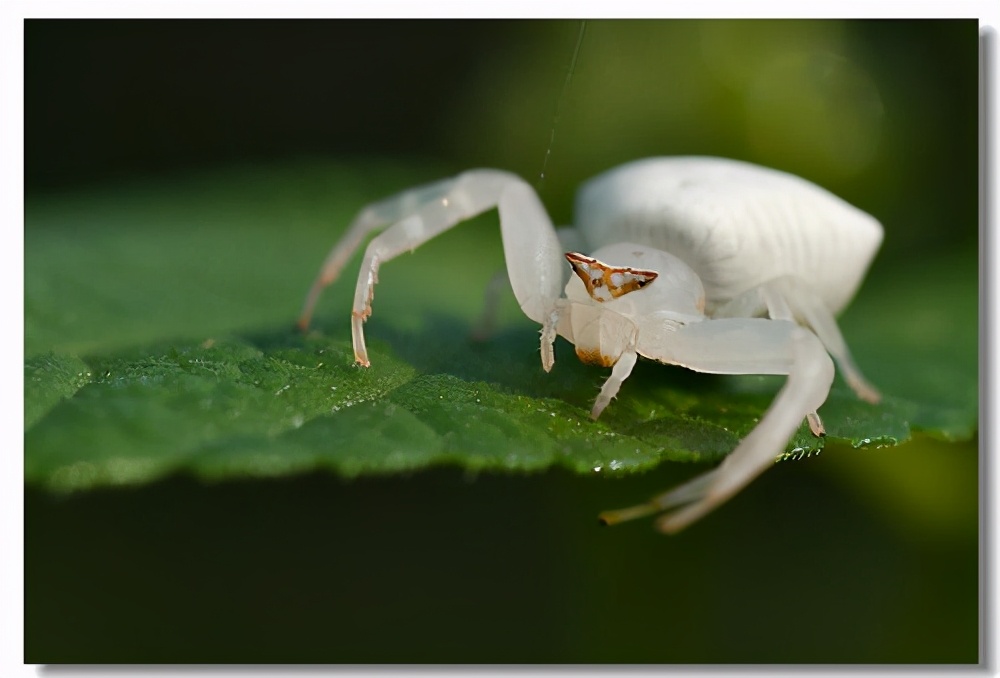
[806,412,826,437]
[539,346,555,372]
[597,510,626,526]
[655,519,681,535]
[863,391,882,405]
[589,398,608,420]
[597,501,662,527]
[849,377,882,405]
[655,510,696,535]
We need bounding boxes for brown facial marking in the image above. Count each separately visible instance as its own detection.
[564,252,659,303]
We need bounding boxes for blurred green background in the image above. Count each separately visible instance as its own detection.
[25,20,979,662]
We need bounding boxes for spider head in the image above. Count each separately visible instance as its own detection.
[561,243,707,367]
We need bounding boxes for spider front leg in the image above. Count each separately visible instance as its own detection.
[298,177,456,331]
[471,226,587,347]
[713,277,880,404]
[600,317,835,533]
[298,170,568,368]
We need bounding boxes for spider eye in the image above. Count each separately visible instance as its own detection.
[564,252,659,303]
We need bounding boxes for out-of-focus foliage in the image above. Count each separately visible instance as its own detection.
[439,21,976,257]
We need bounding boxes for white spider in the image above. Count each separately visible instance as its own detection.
[298,156,883,533]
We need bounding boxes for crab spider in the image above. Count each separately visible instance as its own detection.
[298,157,883,533]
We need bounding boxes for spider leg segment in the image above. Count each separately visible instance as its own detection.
[600,319,835,533]
[298,177,455,331]
[470,269,510,342]
[713,277,880,404]
[299,170,567,368]
[590,348,638,419]
[468,271,565,373]
[471,227,587,344]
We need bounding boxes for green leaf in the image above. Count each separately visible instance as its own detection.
[24,353,92,430]
[24,161,978,492]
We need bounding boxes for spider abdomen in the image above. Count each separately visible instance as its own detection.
[575,156,883,315]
